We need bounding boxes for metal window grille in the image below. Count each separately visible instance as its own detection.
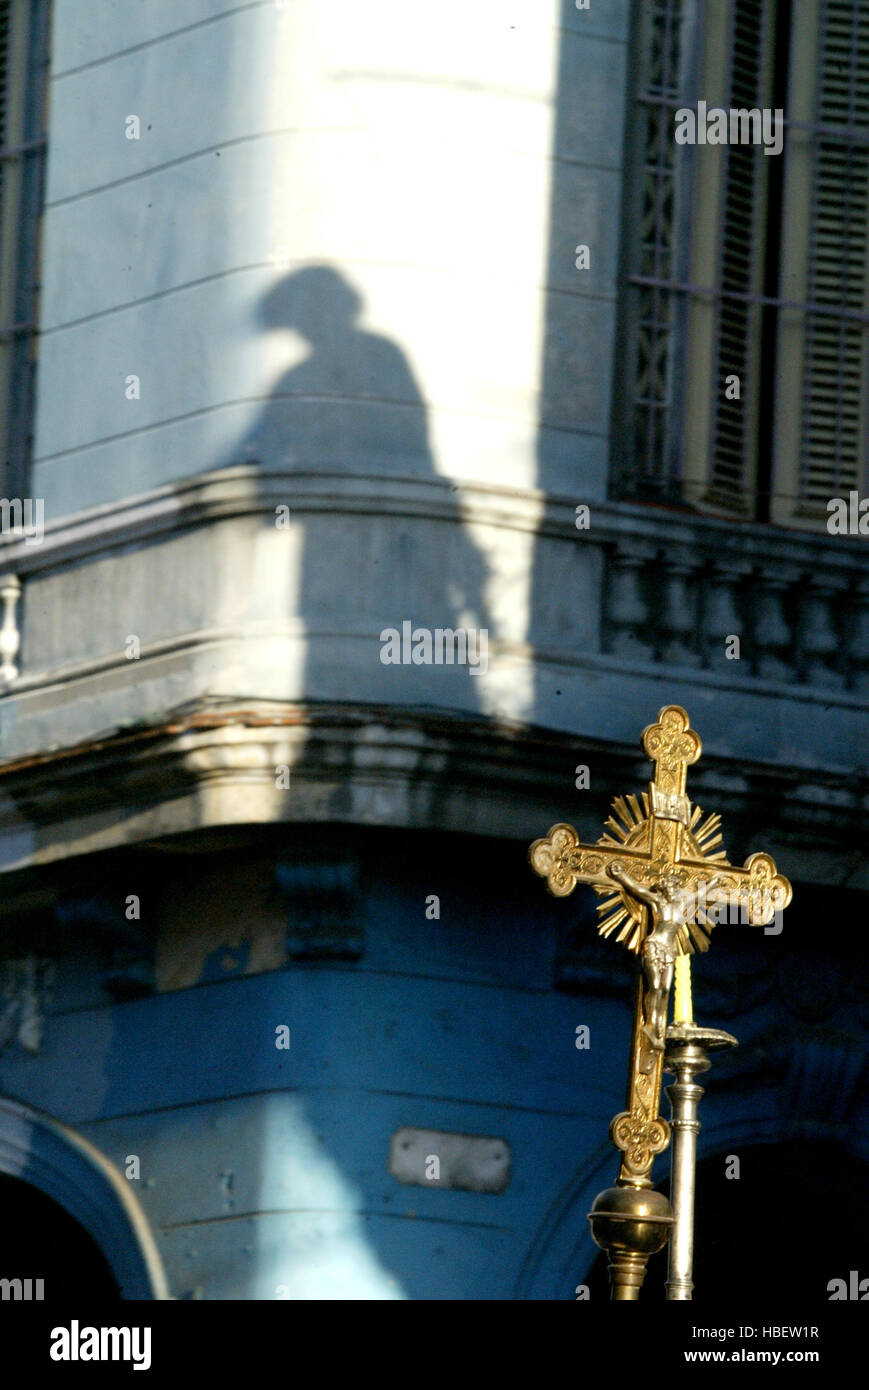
[625,0,691,500]
[617,0,869,521]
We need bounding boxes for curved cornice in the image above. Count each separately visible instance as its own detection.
[0,465,866,576]
[0,699,864,883]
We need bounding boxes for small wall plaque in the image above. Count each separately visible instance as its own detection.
[389,1127,511,1193]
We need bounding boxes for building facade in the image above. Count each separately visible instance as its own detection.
[0,0,866,1300]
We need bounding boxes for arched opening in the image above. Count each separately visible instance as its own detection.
[0,1097,168,1299]
[585,1140,869,1301]
[0,1171,120,1299]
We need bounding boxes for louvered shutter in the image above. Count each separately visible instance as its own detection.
[621,0,866,527]
[704,0,777,513]
[798,0,869,508]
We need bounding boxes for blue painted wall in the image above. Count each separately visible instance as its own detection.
[0,828,863,1299]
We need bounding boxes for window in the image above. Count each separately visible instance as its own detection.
[615,0,869,529]
[0,0,50,500]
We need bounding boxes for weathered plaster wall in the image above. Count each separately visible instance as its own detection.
[0,829,863,1300]
[36,1,626,515]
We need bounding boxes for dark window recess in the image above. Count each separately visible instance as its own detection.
[708,0,774,514]
[800,0,869,507]
[616,0,869,522]
[0,0,50,500]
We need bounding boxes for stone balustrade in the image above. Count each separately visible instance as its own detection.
[0,471,865,749]
[597,503,868,692]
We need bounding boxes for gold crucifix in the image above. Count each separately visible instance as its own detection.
[529,705,791,1187]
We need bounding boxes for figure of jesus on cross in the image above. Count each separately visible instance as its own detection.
[607,862,725,1053]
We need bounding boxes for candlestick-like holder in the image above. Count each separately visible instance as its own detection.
[588,1182,673,1300]
[663,1022,738,1301]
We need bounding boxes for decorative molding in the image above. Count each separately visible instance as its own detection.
[0,574,21,686]
[275,850,364,959]
[0,700,864,886]
[0,462,865,576]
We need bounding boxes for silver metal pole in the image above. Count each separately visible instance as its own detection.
[663,1023,738,1301]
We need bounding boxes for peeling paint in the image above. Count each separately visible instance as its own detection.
[155,861,286,991]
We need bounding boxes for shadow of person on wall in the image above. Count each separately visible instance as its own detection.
[237,265,495,733]
[241,265,434,478]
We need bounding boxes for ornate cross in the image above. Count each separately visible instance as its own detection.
[529,705,791,1187]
